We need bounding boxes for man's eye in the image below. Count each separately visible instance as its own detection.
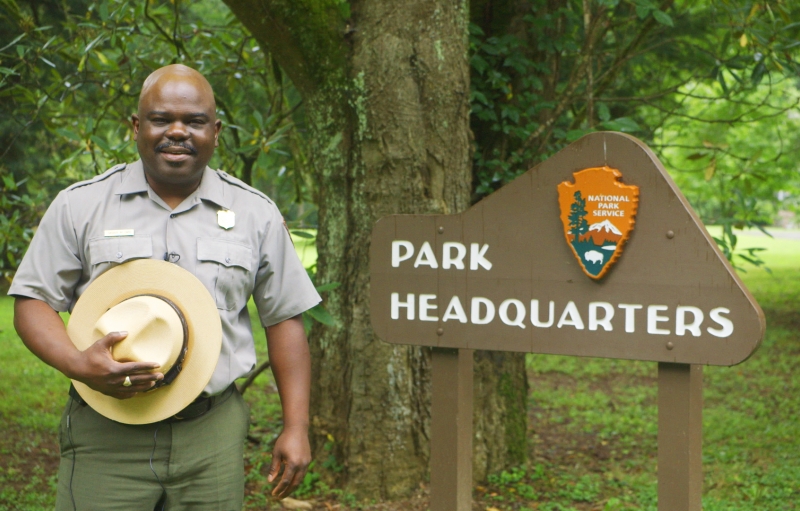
[189,119,205,126]
[151,119,168,125]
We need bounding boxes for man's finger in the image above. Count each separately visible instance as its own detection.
[118,373,161,388]
[271,463,296,498]
[97,331,128,348]
[267,455,282,483]
[115,361,162,376]
[285,465,309,497]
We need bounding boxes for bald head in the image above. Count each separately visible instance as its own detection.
[132,64,222,204]
[138,64,216,112]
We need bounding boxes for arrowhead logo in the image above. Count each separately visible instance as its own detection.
[557,166,639,279]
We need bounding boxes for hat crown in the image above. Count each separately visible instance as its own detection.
[92,296,184,372]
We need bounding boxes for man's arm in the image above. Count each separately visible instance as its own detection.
[265,314,312,499]
[13,297,162,399]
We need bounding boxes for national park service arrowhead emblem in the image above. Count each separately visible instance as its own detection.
[557,166,639,280]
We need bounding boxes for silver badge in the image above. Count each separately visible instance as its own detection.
[217,209,235,230]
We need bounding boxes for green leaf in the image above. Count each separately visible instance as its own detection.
[90,135,112,153]
[233,144,259,154]
[55,128,82,141]
[601,117,640,132]
[652,10,674,27]
[751,61,767,85]
[98,1,109,20]
[566,129,590,142]
[0,33,26,53]
[291,230,314,239]
[84,34,104,54]
[305,304,336,326]
[315,282,341,293]
[252,110,264,130]
[596,102,610,122]
[717,70,728,94]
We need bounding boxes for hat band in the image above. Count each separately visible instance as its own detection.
[132,294,189,391]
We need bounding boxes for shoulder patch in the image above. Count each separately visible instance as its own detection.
[65,163,128,191]
[216,169,273,203]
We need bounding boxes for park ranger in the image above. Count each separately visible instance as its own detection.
[9,64,320,509]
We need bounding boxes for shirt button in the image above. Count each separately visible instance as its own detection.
[116,252,123,259]
[225,257,231,264]
[170,214,176,218]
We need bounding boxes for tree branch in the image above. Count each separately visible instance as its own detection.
[221,0,348,98]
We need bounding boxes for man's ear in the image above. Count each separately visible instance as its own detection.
[214,119,222,147]
[131,114,140,141]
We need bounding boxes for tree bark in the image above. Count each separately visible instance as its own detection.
[225,0,525,497]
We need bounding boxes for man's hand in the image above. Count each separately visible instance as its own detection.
[70,331,163,399]
[13,297,162,399]
[268,425,312,499]
[265,314,312,500]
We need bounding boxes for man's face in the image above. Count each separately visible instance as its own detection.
[132,75,222,190]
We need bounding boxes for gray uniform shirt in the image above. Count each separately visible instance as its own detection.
[9,161,321,395]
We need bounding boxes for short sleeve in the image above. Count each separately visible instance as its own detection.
[8,190,83,311]
[253,207,321,327]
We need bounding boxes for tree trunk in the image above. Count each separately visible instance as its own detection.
[224,0,527,497]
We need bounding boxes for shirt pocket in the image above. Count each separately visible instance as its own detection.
[197,238,253,311]
[88,236,153,266]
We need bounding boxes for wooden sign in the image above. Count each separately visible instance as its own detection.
[370,132,765,366]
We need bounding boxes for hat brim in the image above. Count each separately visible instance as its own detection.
[67,259,222,425]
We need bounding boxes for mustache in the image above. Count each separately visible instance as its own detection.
[155,141,197,155]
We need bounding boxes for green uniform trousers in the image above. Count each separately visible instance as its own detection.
[56,386,249,511]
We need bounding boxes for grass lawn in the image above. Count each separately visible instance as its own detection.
[0,232,798,510]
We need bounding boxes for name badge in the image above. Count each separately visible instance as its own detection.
[104,229,134,237]
[217,209,235,230]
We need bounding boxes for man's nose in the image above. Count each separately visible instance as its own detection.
[166,121,189,139]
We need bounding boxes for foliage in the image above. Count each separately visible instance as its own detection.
[653,80,800,269]
[0,0,314,274]
[469,0,800,267]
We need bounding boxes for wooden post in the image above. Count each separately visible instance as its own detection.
[658,363,703,511]
[430,347,473,511]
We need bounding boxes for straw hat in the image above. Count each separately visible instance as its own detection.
[67,259,222,424]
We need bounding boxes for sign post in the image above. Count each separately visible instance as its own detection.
[658,363,703,511]
[430,348,473,511]
[369,132,765,510]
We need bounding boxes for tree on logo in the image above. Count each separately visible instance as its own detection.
[569,191,589,240]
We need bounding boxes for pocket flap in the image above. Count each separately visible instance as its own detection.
[197,238,252,271]
[88,236,153,265]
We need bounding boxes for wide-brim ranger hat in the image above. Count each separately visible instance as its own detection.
[67,259,222,425]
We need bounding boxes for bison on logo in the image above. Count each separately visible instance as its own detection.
[557,166,639,280]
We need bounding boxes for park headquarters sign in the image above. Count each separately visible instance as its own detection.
[370,132,765,366]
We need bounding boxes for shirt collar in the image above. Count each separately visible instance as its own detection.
[116,161,229,210]
[194,166,229,209]
[116,160,148,195]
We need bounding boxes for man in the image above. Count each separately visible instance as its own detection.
[10,64,320,509]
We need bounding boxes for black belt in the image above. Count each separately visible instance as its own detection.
[68,384,234,423]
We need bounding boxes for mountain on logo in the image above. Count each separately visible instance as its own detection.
[589,220,621,235]
[580,220,622,246]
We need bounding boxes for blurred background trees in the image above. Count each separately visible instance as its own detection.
[2,0,800,499]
